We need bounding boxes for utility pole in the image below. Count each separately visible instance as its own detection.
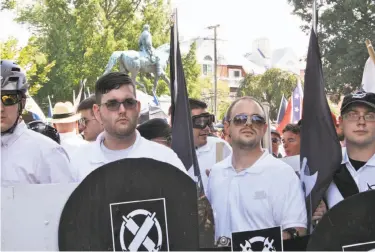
[207,24,220,119]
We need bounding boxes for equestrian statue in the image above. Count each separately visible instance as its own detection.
[103,24,170,95]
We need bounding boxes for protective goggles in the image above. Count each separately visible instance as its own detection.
[192,113,215,129]
[1,94,20,106]
[228,114,266,127]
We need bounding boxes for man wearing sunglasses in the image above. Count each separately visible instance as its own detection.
[207,96,307,242]
[271,127,282,158]
[187,99,232,196]
[77,95,103,141]
[70,72,187,180]
[1,60,73,185]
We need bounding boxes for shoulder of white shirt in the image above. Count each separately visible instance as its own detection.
[211,149,295,174]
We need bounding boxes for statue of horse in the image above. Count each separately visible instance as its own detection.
[103,43,170,95]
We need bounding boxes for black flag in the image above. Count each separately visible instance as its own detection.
[300,28,342,233]
[169,12,200,179]
[170,12,214,248]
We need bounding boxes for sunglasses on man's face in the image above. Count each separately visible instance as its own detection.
[192,113,215,129]
[272,137,280,144]
[101,98,138,111]
[1,94,20,106]
[229,114,266,127]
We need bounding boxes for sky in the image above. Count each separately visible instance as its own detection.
[0,0,310,57]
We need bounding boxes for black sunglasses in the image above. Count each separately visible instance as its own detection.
[1,94,20,106]
[192,113,215,129]
[229,114,266,127]
[272,137,280,143]
[100,98,138,111]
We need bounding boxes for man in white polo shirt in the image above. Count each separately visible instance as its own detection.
[71,72,187,181]
[326,91,375,208]
[187,98,232,195]
[207,96,307,241]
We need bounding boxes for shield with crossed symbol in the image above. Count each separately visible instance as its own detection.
[58,158,199,251]
[110,199,169,251]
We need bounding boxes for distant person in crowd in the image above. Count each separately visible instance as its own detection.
[188,98,232,195]
[28,120,61,144]
[207,96,307,241]
[52,101,88,159]
[1,60,73,185]
[137,118,172,147]
[70,72,188,181]
[332,113,346,147]
[271,127,282,158]
[282,123,301,157]
[326,91,375,209]
[77,95,103,141]
[220,117,232,145]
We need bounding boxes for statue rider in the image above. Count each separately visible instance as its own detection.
[139,24,161,74]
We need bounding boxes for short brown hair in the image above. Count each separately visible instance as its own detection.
[95,72,136,103]
[282,123,301,135]
[77,95,96,112]
[226,96,265,120]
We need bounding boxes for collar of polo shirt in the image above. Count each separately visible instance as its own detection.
[222,149,269,174]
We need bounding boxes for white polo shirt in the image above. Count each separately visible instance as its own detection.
[207,149,307,240]
[71,130,188,181]
[325,148,375,209]
[1,121,74,185]
[188,137,232,195]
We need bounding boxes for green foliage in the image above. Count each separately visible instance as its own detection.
[0,36,55,96]
[237,68,298,120]
[201,77,230,120]
[288,0,375,94]
[5,0,172,105]
[181,42,202,99]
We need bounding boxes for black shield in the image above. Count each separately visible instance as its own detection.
[58,158,199,251]
[307,190,375,251]
[231,226,283,251]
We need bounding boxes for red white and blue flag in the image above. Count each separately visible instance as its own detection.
[291,80,303,123]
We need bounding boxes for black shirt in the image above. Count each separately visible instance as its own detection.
[349,158,366,171]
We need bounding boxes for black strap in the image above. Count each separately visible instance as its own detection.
[52,112,75,119]
[333,163,359,199]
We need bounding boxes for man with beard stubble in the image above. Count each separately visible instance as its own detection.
[207,96,307,242]
[70,72,187,181]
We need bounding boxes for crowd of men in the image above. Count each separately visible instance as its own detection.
[1,59,374,243]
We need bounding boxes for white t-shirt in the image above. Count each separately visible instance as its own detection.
[1,121,74,185]
[325,148,375,209]
[188,137,232,195]
[59,131,88,158]
[207,149,307,240]
[71,130,189,181]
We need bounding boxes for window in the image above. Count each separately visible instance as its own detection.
[233,70,241,78]
[229,69,242,79]
[204,55,213,61]
[203,64,213,75]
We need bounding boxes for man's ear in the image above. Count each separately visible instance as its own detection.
[338,115,343,130]
[93,104,102,124]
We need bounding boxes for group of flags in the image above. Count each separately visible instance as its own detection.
[276,80,304,133]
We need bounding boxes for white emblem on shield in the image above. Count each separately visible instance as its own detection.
[120,209,163,251]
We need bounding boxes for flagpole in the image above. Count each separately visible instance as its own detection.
[312,0,317,33]
[366,39,375,65]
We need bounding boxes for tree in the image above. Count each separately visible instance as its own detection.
[181,42,202,99]
[0,36,55,96]
[4,0,172,104]
[288,0,375,94]
[201,78,230,120]
[237,68,298,121]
